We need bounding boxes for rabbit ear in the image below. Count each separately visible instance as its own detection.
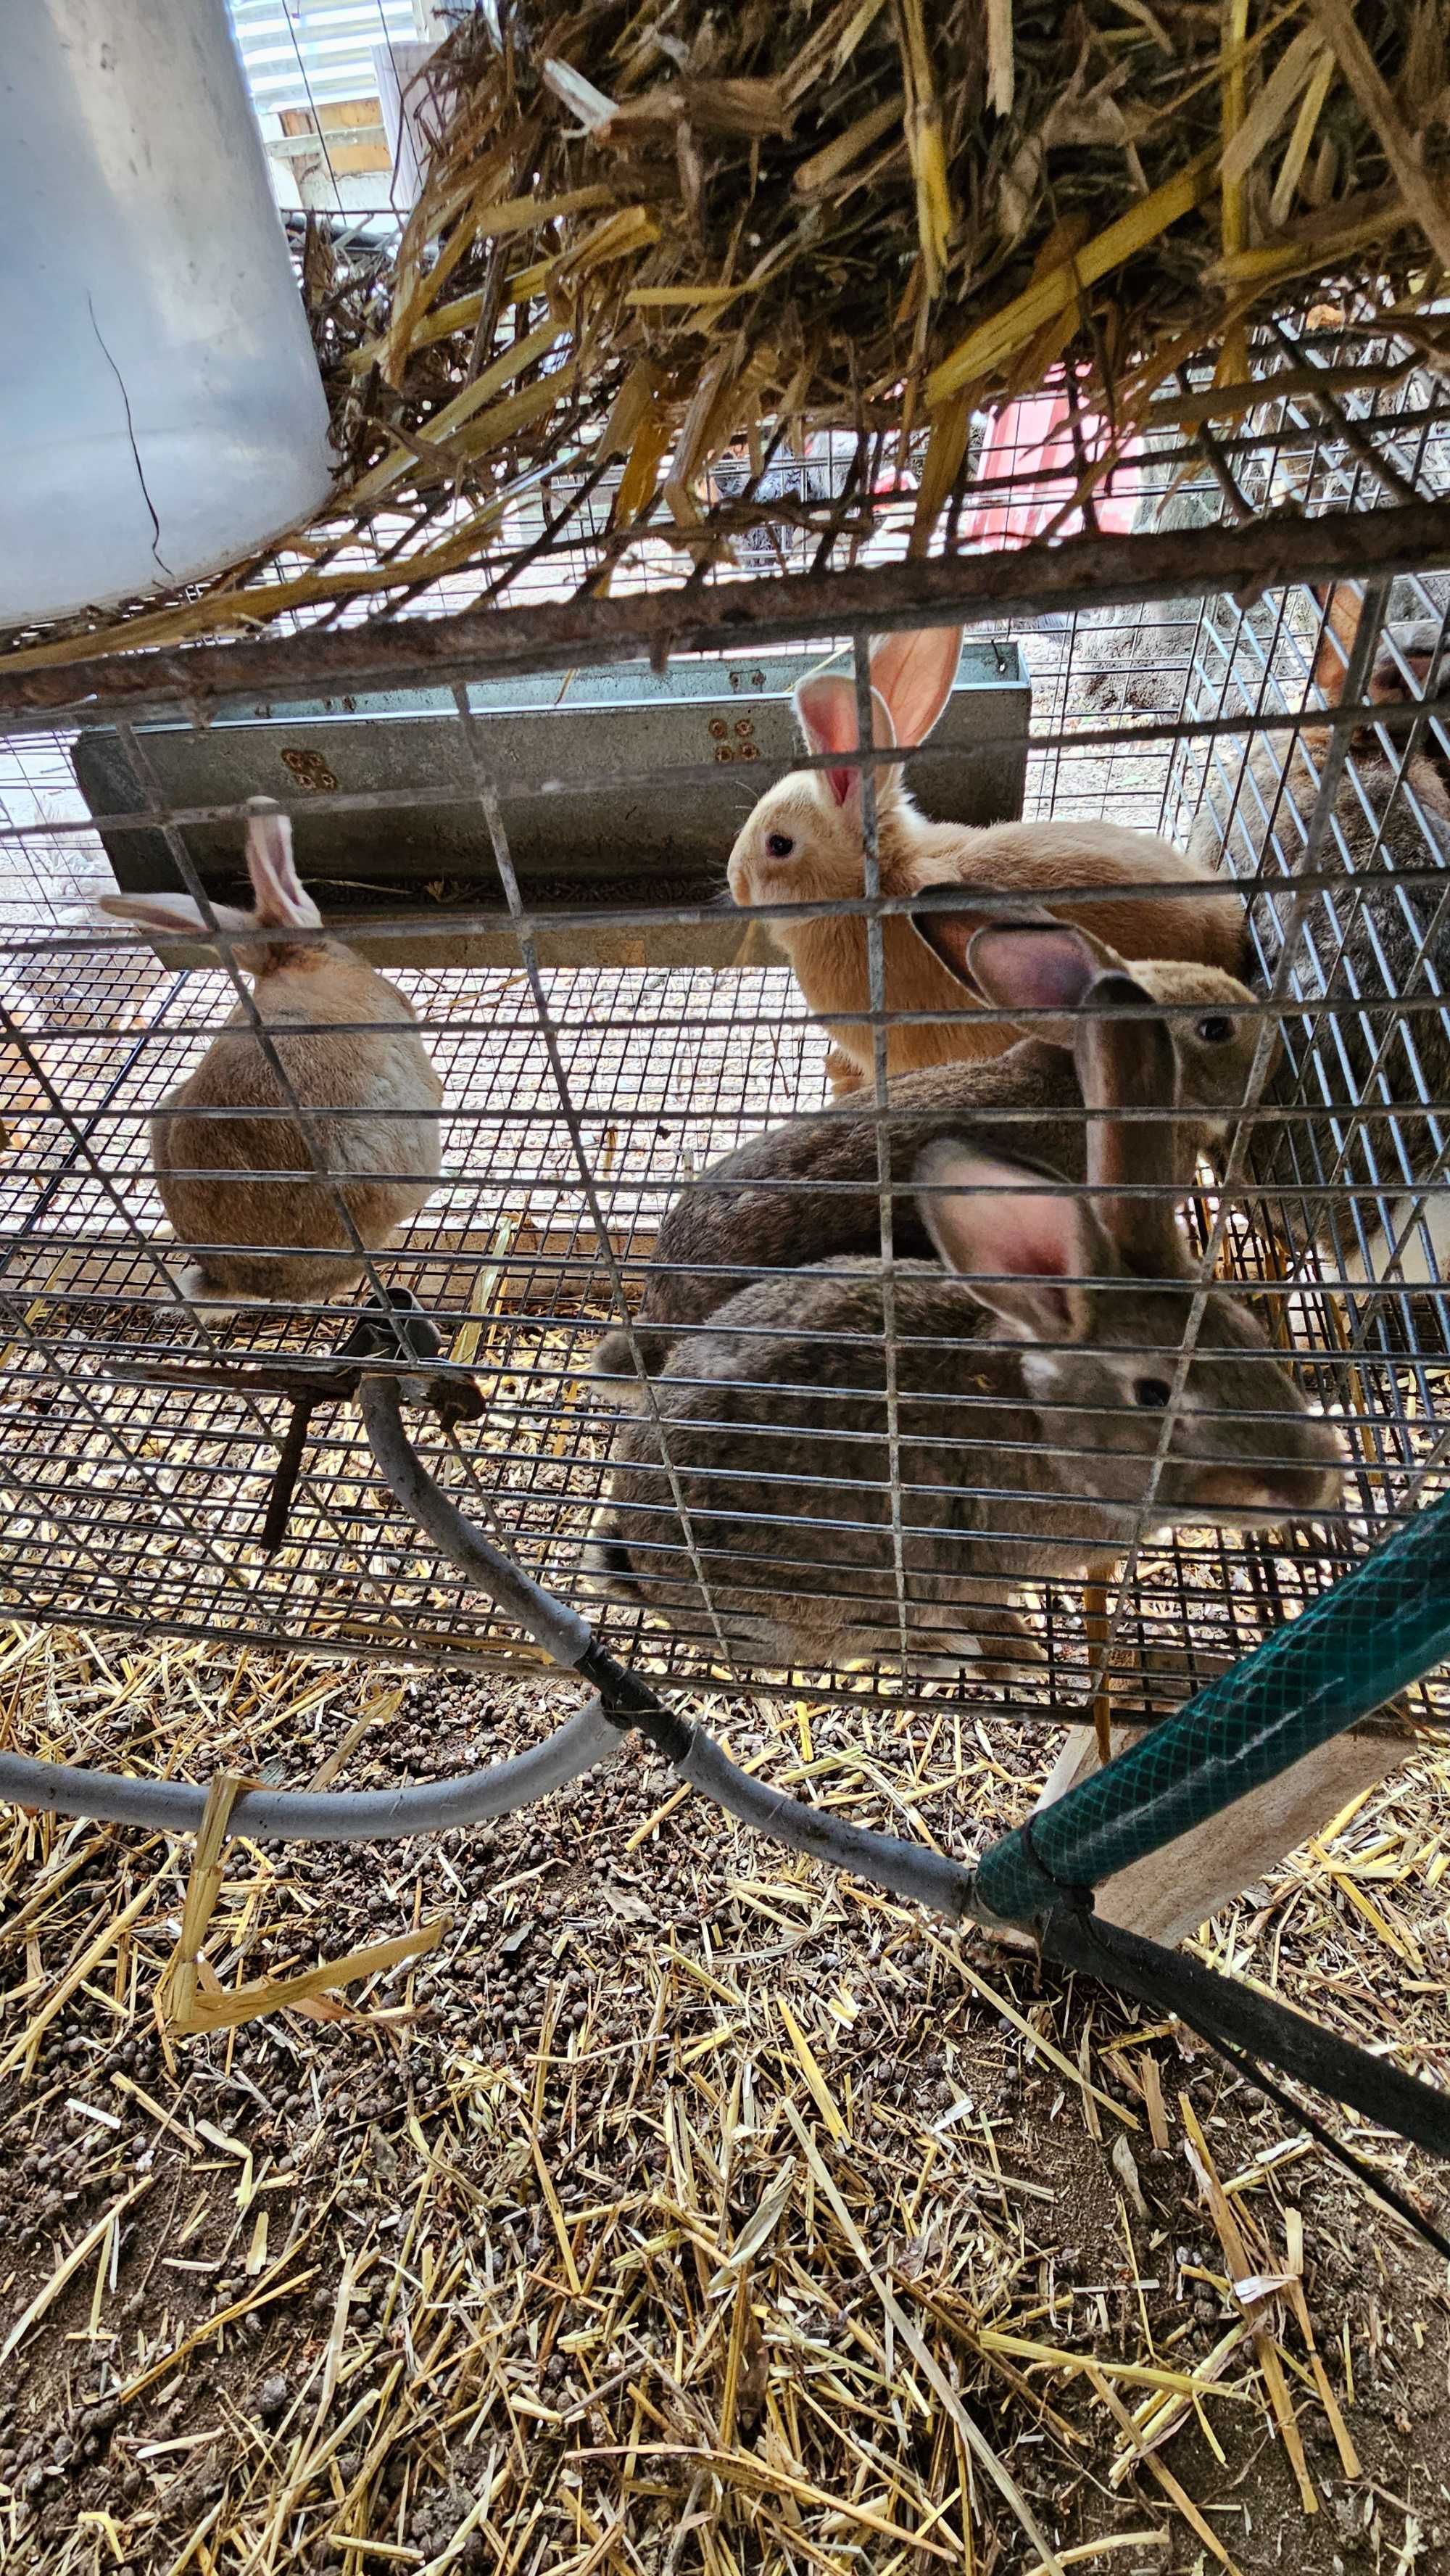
[908,890,1061,994]
[96,892,252,938]
[869,627,961,746]
[794,673,898,809]
[1078,970,1182,1266]
[1310,582,1362,706]
[965,919,1124,1046]
[244,798,322,931]
[914,1142,1102,1342]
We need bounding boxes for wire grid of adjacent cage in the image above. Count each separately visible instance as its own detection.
[0,313,1448,1735]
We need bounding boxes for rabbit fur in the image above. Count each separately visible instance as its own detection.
[726,625,1250,1086]
[97,801,443,1310]
[1188,593,1450,1284]
[585,1050,1344,1679]
[591,905,1260,1383]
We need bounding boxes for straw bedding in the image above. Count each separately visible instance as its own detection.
[2,1623,1449,2572]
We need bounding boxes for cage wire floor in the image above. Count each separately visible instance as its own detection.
[4,197,1450,2576]
[1,305,1449,1722]
[1,600,1448,1741]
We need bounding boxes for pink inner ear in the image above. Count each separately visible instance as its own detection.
[794,674,896,808]
[969,927,1096,1017]
[950,1183,1082,1338]
[246,810,320,928]
[869,626,961,748]
[795,674,857,748]
[927,1148,1080,1275]
[991,1191,1075,1280]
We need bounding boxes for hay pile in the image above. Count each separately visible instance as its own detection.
[4,0,1447,669]
[368,0,1449,488]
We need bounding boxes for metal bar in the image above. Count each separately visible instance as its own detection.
[5,502,1450,726]
[444,679,735,1663]
[853,635,910,1669]
[1,689,1445,860]
[1082,579,1395,1698]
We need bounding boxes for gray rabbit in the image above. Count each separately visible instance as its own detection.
[592,904,1260,1384]
[586,1021,1343,1678]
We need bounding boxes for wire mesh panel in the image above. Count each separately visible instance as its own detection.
[0,324,1448,1765]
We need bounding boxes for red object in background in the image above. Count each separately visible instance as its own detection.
[961,395,1141,545]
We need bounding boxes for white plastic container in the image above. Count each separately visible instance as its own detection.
[0,0,335,626]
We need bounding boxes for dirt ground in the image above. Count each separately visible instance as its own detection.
[1,1630,1449,2576]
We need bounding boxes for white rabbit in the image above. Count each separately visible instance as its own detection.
[97,801,442,1310]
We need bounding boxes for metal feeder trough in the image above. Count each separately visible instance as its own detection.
[73,640,1030,968]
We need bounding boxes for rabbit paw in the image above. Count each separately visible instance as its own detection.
[951,1606,1048,1672]
[913,1614,1046,1681]
[911,1651,988,1679]
[171,1260,242,1318]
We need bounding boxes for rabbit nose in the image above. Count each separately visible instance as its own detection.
[1264,1453,1346,1516]
[1247,1432,1347,1519]
[1203,1413,1346,1520]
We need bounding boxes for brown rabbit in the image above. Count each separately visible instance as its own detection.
[726,626,1250,1087]
[97,801,443,1309]
[591,904,1261,1383]
[1190,587,1450,1284]
[586,1054,1344,1681]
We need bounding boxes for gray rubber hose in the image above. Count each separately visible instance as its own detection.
[0,1696,621,1844]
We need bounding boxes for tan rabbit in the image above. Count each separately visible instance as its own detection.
[726,626,1250,1088]
[97,801,443,1310]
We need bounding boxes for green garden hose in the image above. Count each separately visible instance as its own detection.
[976,1490,1450,1925]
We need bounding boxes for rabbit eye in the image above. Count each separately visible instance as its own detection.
[766,832,795,859]
[1132,1376,1173,1408]
[1196,1015,1235,1044]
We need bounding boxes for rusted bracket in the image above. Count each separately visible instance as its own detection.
[104,1287,486,1556]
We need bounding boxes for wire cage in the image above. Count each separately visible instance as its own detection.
[0,310,1448,1814]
